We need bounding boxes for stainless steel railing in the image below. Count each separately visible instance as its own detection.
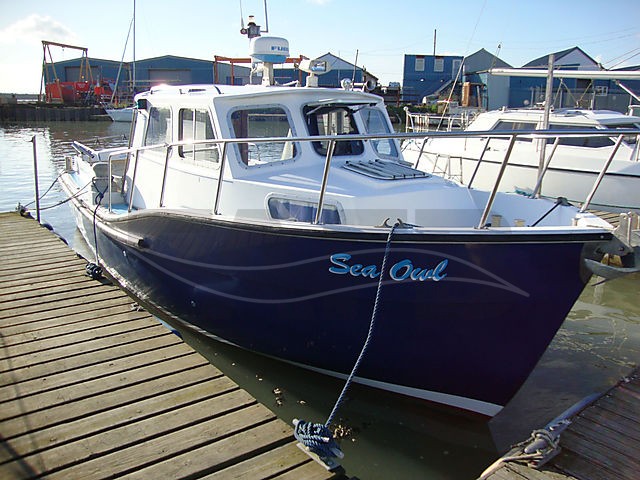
[90,127,639,228]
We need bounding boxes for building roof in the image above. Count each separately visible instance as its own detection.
[465,48,512,72]
[317,52,378,80]
[523,46,599,68]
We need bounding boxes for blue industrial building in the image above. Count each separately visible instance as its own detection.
[402,54,464,104]
[401,46,639,113]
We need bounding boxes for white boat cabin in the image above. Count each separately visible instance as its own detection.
[123,85,501,228]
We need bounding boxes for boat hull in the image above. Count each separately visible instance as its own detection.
[105,107,134,122]
[70,205,603,416]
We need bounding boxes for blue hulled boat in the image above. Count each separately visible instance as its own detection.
[59,39,636,416]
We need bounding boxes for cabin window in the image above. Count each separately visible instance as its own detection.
[492,121,537,142]
[361,107,398,158]
[548,124,614,147]
[434,57,444,72]
[304,104,364,156]
[415,56,425,72]
[144,107,171,146]
[178,108,219,165]
[230,107,297,166]
[267,197,341,224]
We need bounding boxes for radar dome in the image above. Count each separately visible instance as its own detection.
[249,37,289,64]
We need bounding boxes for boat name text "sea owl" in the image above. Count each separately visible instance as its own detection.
[329,254,448,282]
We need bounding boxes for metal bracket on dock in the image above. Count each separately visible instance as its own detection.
[295,442,343,472]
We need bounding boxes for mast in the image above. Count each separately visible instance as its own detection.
[132,0,136,95]
[536,54,554,195]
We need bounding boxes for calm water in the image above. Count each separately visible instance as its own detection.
[1,121,639,479]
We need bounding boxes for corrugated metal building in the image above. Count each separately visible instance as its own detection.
[49,52,374,93]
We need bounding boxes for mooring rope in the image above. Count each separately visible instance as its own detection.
[294,221,399,460]
[86,179,109,280]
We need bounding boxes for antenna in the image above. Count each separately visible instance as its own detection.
[239,0,269,34]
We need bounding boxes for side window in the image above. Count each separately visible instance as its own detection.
[304,105,364,156]
[144,107,171,146]
[492,121,537,142]
[361,107,398,158]
[549,124,613,147]
[230,107,296,166]
[179,108,219,165]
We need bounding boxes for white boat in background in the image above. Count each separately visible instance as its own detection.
[104,1,137,123]
[404,108,640,212]
[105,106,135,122]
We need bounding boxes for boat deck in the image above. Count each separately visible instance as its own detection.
[0,211,347,479]
[480,367,640,480]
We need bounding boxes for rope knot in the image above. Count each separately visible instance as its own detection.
[293,419,343,459]
[85,262,103,280]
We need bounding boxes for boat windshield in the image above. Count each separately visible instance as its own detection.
[230,107,297,166]
[304,104,364,156]
[360,106,398,158]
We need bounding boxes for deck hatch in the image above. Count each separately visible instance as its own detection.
[342,159,430,180]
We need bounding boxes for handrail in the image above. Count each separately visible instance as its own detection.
[213,142,228,215]
[127,149,140,213]
[159,146,173,207]
[477,135,518,229]
[580,134,626,212]
[467,136,492,189]
[314,140,337,225]
[87,127,639,227]
[529,137,561,198]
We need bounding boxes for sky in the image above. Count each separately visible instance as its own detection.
[0,0,639,93]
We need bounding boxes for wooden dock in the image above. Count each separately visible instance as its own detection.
[0,212,347,479]
[480,367,640,480]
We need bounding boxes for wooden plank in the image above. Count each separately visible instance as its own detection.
[0,282,119,313]
[208,443,315,480]
[0,341,193,403]
[46,407,286,479]
[553,448,629,480]
[0,363,220,439]
[0,351,210,422]
[0,327,175,375]
[0,275,97,301]
[0,268,89,292]
[0,288,127,320]
[504,463,570,480]
[1,242,71,259]
[0,252,81,273]
[1,389,258,476]
[1,330,183,383]
[0,261,87,284]
[0,377,240,467]
[0,292,134,328]
[556,430,638,480]
[578,405,640,442]
[568,417,638,461]
[272,460,346,480]
[0,307,148,341]
[1,317,162,357]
